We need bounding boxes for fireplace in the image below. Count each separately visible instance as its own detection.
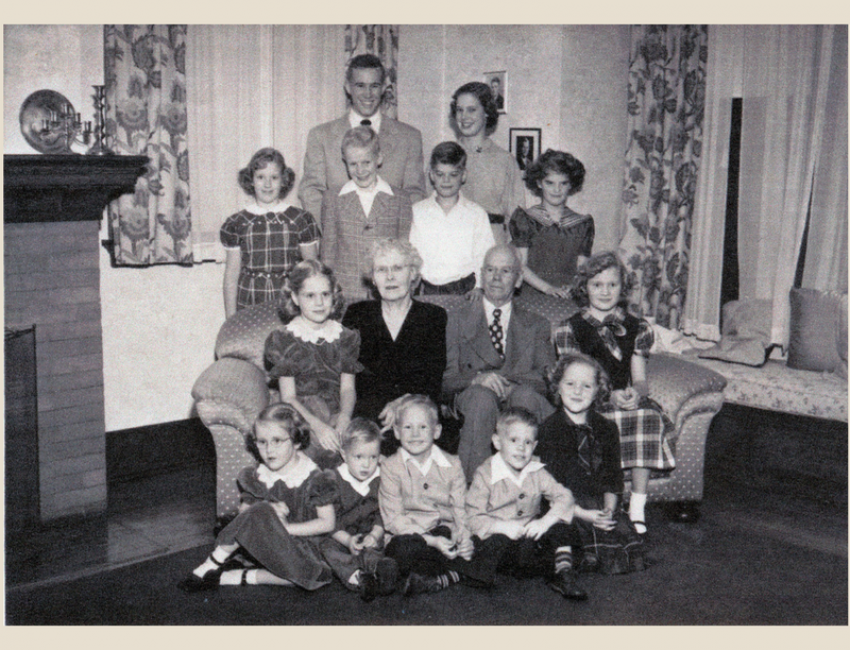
[4,154,147,522]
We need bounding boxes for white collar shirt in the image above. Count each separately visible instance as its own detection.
[408,193,496,286]
[339,175,394,216]
[348,109,382,133]
[400,444,452,477]
[489,452,546,489]
[337,463,380,497]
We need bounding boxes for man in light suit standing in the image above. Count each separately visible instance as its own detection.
[443,244,556,480]
[298,54,426,220]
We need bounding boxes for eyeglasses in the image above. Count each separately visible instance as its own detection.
[374,264,409,275]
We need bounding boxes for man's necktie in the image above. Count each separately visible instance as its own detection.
[490,308,505,359]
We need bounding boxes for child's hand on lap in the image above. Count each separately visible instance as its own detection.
[271,502,290,523]
[589,509,616,531]
[315,422,342,452]
[455,536,474,561]
[523,516,556,540]
[361,532,380,550]
[426,535,459,559]
[347,534,365,555]
[611,388,639,410]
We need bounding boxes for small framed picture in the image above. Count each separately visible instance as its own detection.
[509,127,541,177]
[483,70,507,113]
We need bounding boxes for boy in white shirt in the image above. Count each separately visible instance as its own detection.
[409,142,496,295]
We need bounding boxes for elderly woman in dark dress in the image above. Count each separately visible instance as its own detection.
[342,238,447,454]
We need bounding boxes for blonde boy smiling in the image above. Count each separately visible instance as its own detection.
[379,395,474,594]
[464,407,588,600]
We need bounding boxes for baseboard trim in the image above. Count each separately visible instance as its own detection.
[106,417,214,484]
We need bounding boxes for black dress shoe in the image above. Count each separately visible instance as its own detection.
[178,570,221,593]
[359,572,379,602]
[374,557,399,596]
[402,572,444,596]
[547,570,588,601]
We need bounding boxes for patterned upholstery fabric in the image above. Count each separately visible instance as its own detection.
[195,294,727,520]
[215,302,282,370]
[690,357,847,422]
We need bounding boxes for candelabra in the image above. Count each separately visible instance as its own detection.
[36,99,91,154]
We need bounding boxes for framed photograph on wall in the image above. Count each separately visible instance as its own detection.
[483,70,507,113]
[509,127,541,177]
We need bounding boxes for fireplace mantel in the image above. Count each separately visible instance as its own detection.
[4,154,148,223]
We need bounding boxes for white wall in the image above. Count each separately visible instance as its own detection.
[400,25,630,251]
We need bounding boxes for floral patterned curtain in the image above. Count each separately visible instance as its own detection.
[344,25,399,119]
[104,25,192,265]
[618,25,708,328]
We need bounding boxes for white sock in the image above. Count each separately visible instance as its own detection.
[220,569,256,586]
[629,493,647,531]
[349,570,362,587]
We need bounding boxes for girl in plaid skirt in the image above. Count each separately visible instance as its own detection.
[553,252,675,536]
[536,353,646,575]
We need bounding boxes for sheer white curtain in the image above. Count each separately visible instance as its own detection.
[802,26,848,293]
[684,25,846,346]
[187,25,345,261]
[683,26,744,341]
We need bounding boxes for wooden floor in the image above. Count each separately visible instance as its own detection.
[6,465,216,589]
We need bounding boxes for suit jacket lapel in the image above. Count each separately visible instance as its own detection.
[461,302,503,367]
[340,192,368,222]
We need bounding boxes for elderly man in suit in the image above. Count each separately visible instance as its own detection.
[443,244,556,479]
[298,53,426,220]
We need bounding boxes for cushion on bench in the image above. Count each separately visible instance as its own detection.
[690,356,848,422]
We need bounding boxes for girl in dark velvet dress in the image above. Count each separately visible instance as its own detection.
[179,404,337,591]
[342,238,447,455]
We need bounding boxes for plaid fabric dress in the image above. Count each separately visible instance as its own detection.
[536,409,646,574]
[554,310,676,471]
[220,204,321,310]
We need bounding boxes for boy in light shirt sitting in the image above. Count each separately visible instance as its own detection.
[379,394,476,595]
[464,407,588,600]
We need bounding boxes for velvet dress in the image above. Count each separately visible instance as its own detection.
[216,454,338,590]
[265,319,363,463]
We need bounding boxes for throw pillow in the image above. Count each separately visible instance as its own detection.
[698,337,768,367]
[787,288,846,373]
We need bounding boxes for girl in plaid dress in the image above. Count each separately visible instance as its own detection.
[553,252,675,535]
[536,353,646,575]
[221,148,321,317]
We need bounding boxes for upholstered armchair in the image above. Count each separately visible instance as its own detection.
[192,297,726,527]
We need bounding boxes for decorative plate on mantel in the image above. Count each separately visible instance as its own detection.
[19,89,77,154]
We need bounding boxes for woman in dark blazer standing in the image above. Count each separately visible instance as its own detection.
[342,238,447,454]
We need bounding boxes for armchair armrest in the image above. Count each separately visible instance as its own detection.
[192,357,271,434]
[648,353,727,423]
